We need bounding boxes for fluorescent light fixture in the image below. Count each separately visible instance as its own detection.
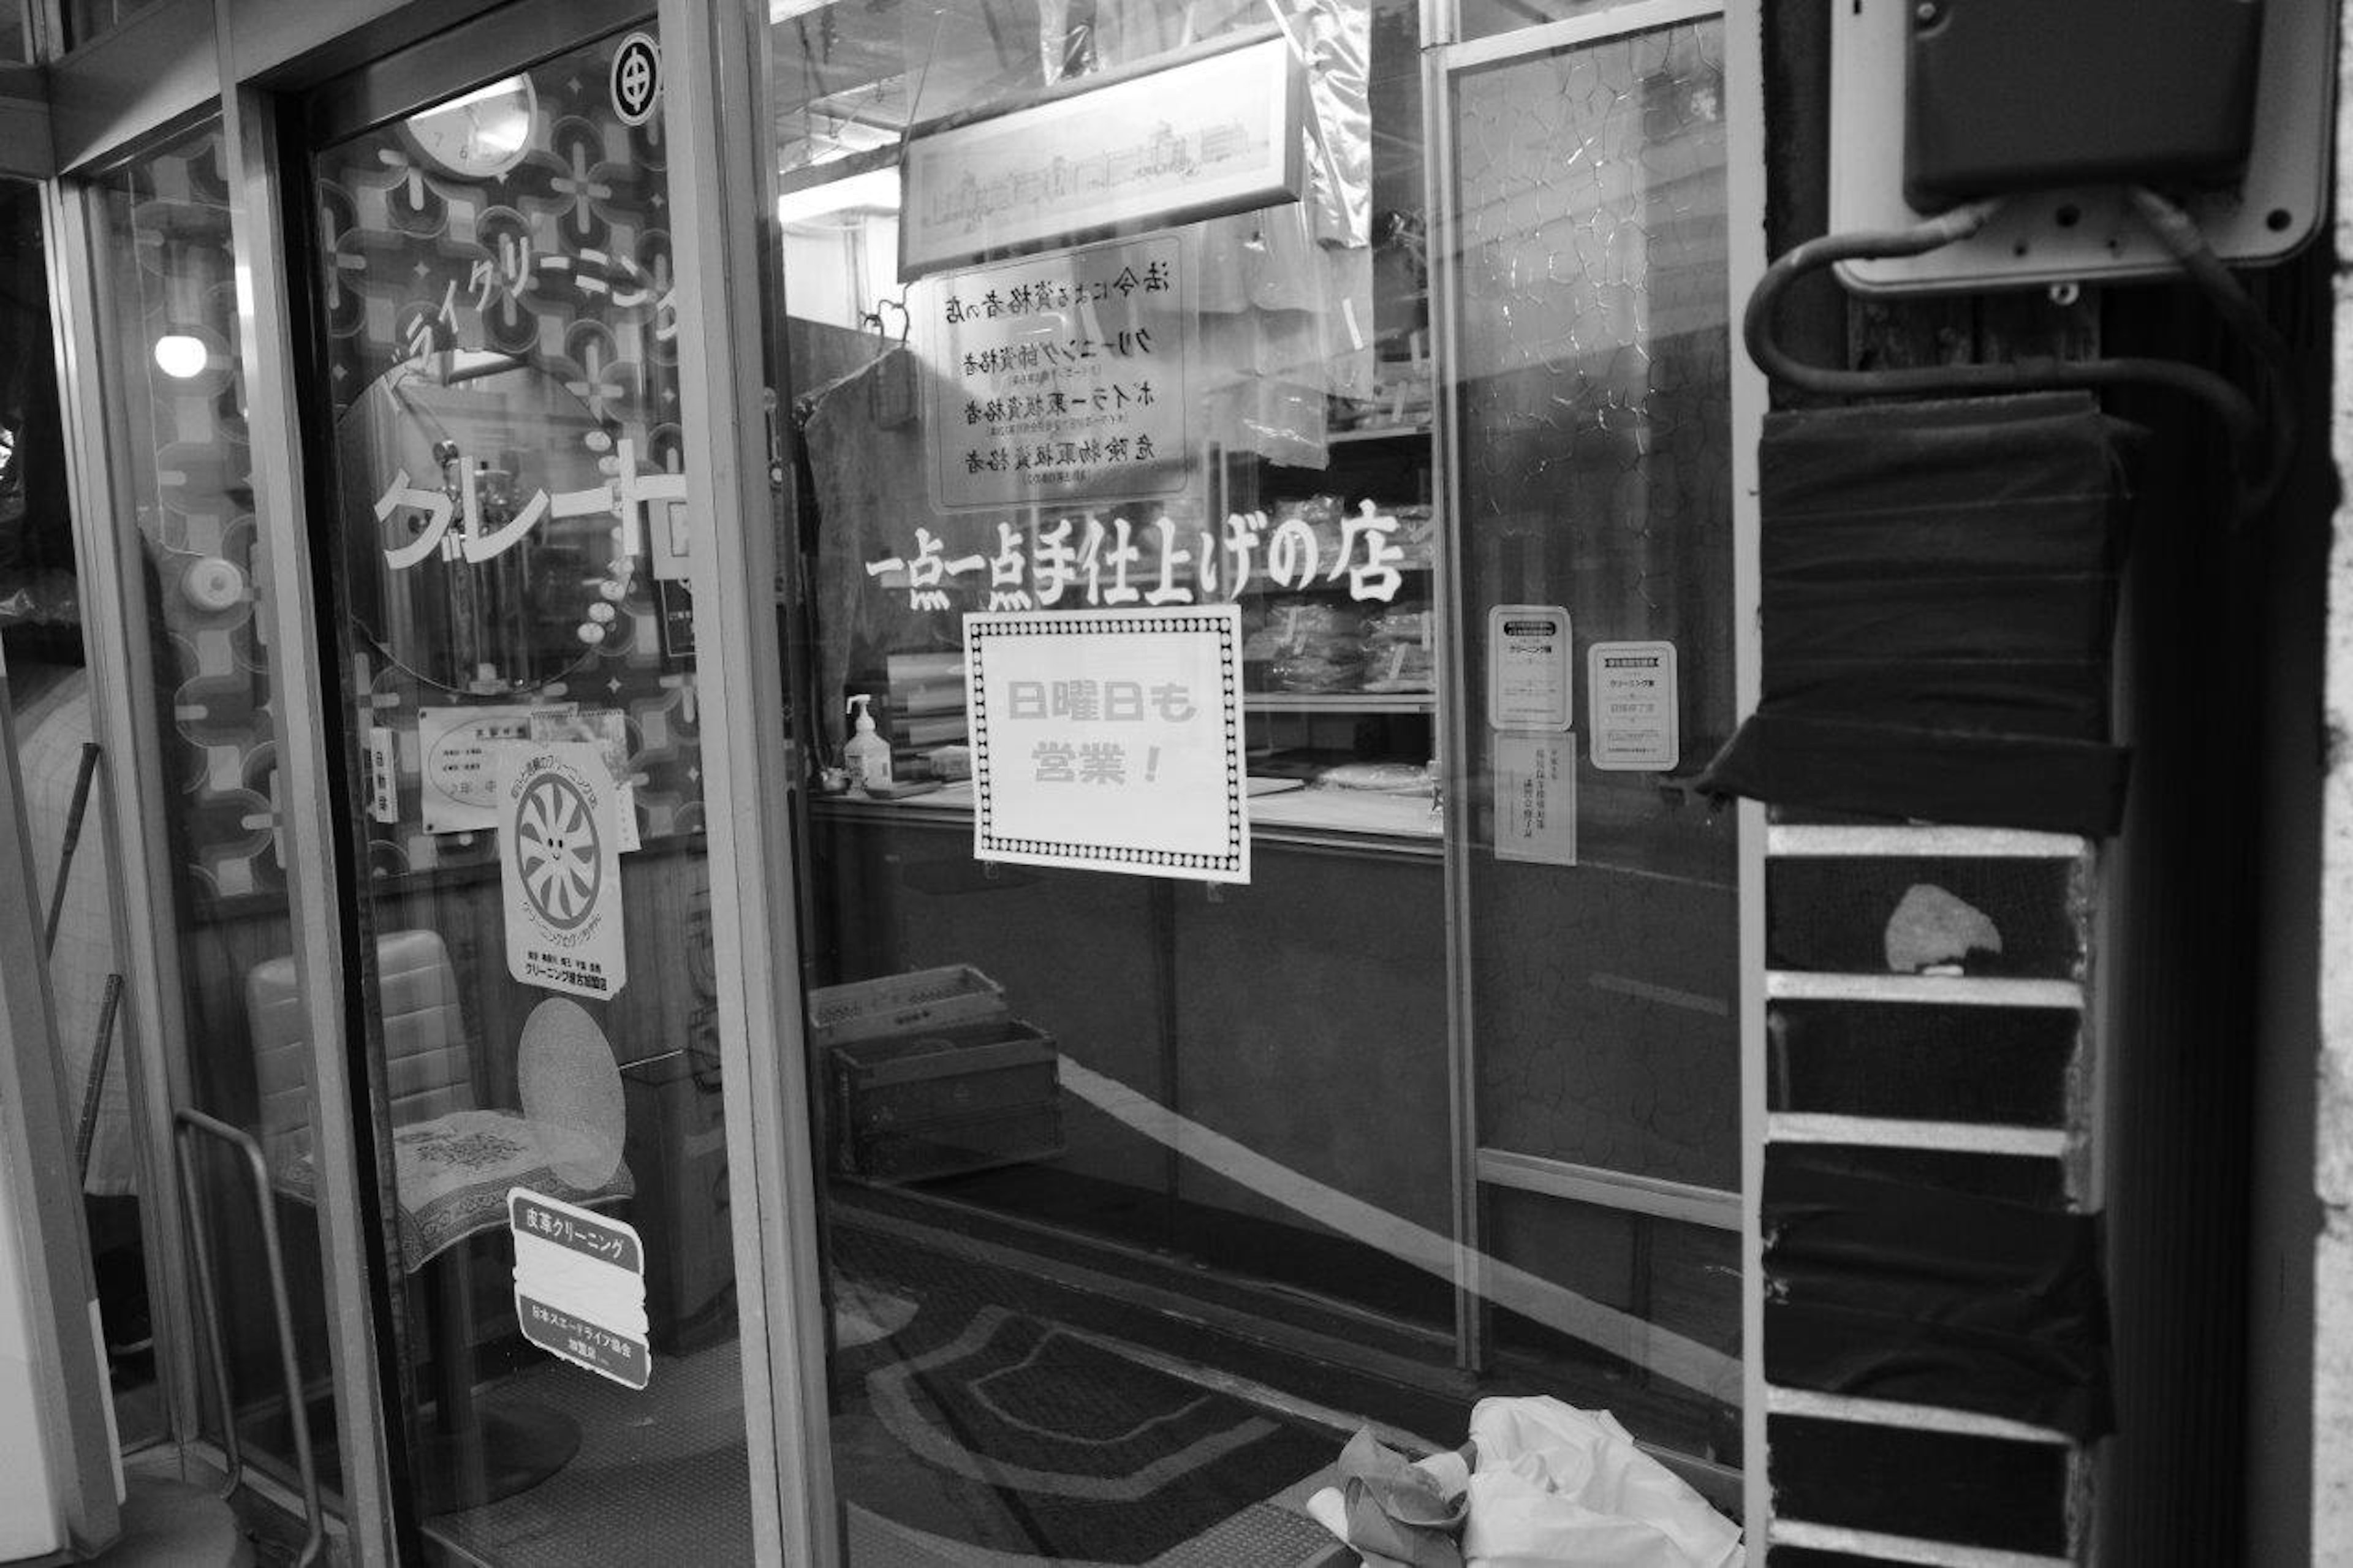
[153,335,208,379]
[776,167,902,226]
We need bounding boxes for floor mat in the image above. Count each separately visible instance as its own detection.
[423,1216,1354,1567]
[423,1341,756,1567]
[835,1295,1336,1564]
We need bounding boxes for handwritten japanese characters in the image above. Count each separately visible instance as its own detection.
[931,235,1189,511]
[966,608,1249,885]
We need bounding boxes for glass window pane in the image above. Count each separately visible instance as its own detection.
[762,0,1742,1559]
[301,29,760,1561]
[2,173,162,1453]
[66,0,164,51]
[1454,20,1737,1184]
[91,123,346,1509]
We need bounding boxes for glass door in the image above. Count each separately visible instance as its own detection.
[1441,4,1743,1466]
[294,13,767,1561]
[751,0,1743,1559]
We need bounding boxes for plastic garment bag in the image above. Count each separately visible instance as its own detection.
[1459,1398,1742,1568]
[1308,1399,1742,1568]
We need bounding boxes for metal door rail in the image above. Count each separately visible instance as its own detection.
[172,1108,325,1567]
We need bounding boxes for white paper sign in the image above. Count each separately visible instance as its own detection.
[965,606,1248,884]
[418,704,547,834]
[928,233,1192,513]
[1588,640,1680,772]
[365,726,399,824]
[529,708,641,853]
[501,742,628,999]
[1488,605,1572,731]
[1494,732,1577,866]
[510,1188,649,1390]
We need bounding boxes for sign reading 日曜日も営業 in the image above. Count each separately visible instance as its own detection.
[964,606,1248,885]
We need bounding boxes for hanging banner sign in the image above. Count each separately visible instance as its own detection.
[1588,640,1680,772]
[964,606,1248,884]
[510,1188,650,1390]
[927,233,1193,513]
[898,28,1305,278]
[501,742,628,999]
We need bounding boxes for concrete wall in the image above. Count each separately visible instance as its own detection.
[2311,23,2353,1551]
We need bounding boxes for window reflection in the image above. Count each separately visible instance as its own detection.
[768,0,1742,1561]
[94,122,341,1493]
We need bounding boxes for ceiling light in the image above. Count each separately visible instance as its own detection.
[153,335,208,380]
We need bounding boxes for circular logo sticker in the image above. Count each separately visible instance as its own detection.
[610,33,661,127]
[514,768,604,932]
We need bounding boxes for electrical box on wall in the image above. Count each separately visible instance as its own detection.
[1830,0,2333,295]
[1905,0,2262,211]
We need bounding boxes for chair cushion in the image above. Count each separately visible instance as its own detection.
[276,1108,634,1273]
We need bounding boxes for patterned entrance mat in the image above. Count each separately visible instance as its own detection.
[833,1292,1338,1565]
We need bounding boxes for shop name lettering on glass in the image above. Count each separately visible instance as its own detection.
[1008,679,1195,784]
[868,504,1412,610]
[374,436,684,569]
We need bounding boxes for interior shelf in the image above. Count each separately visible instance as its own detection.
[1246,691,1436,714]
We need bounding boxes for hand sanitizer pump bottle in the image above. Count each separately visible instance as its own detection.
[844,695,893,793]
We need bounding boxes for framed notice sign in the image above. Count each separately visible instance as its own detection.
[928,233,1193,513]
[964,607,1248,884]
[899,27,1305,279]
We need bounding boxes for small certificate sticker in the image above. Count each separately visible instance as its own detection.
[1487,605,1572,732]
[1587,640,1679,772]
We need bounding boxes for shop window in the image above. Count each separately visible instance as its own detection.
[763,0,1742,1558]
[292,25,763,1561]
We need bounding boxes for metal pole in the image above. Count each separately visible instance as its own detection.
[173,1108,325,1567]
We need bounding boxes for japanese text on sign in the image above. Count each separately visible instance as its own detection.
[510,1187,650,1391]
[501,743,628,1001]
[966,607,1248,884]
[865,502,1413,611]
[930,236,1191,512]
[511,1192,643,1273]
[1495,732,1577,866]
[1588,640,1680,772]
[375,436,684,570]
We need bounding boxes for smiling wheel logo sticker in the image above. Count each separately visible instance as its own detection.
[514,770,602,931]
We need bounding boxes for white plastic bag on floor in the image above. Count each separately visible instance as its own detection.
[1461,1398,1743,1568]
